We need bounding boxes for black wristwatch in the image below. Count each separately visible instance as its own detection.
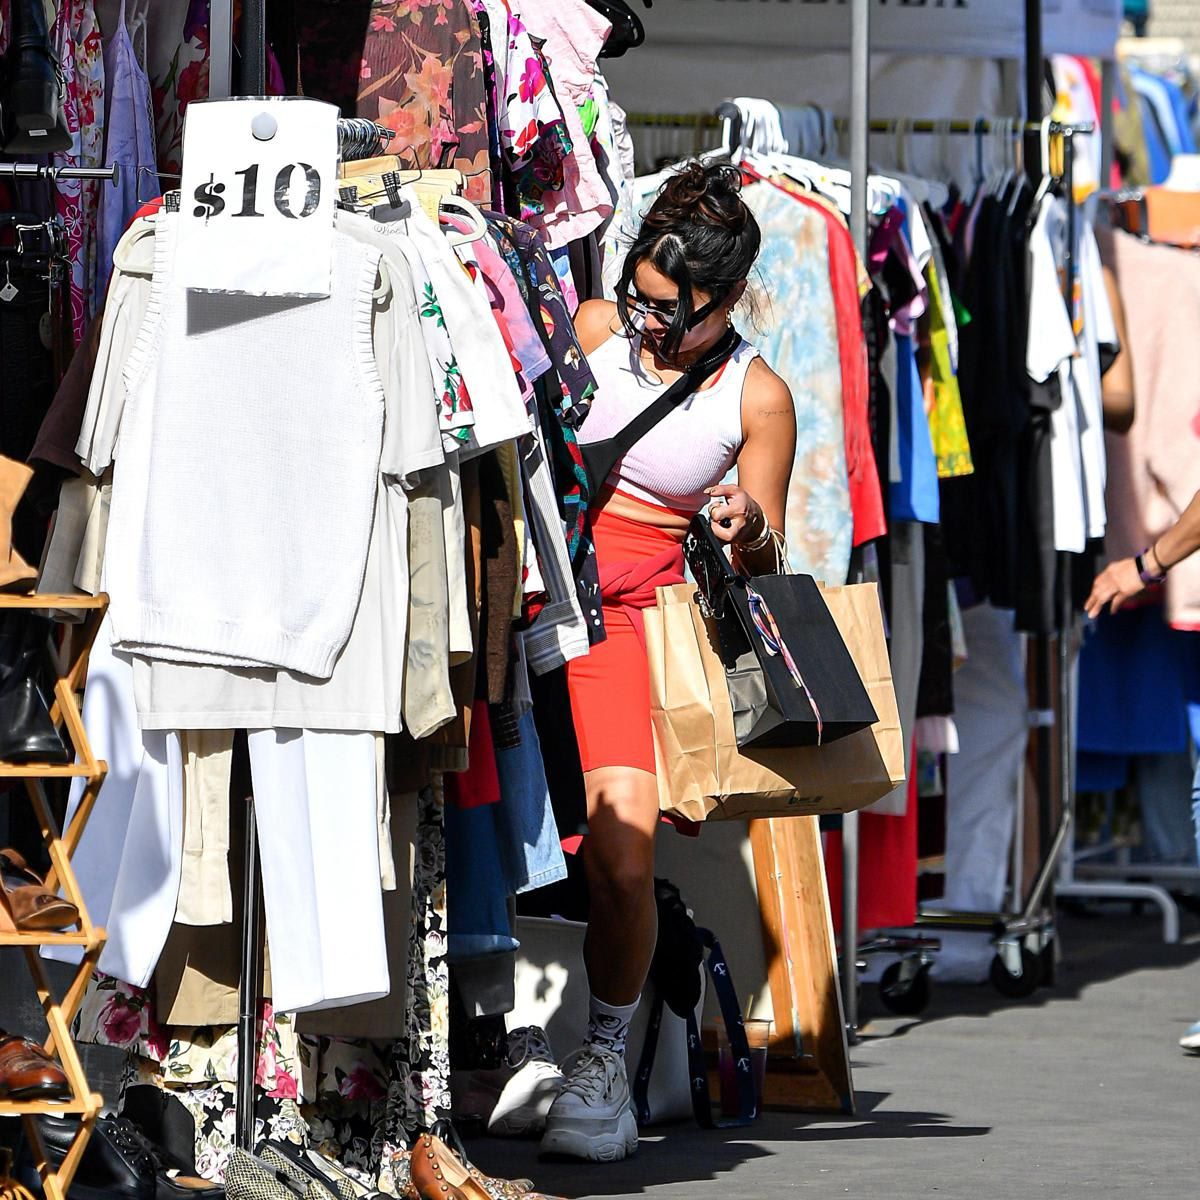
[1136,547,1167,585]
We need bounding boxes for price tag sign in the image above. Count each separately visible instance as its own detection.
[177,98,338,297]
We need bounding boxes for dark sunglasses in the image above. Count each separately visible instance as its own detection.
[625,289,724,330]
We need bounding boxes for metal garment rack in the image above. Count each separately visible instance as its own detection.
[812,114,1096,1011]
[0,164,121,184]
[208,0,393,1152]
[846,1,1088,1025]
[843,0,869,1042]
[623,100,1098,1036]
[911,127,1083,995]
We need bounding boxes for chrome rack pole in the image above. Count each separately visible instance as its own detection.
[234,0,267,1155]
[841,118,1094,137]
[1055,131,1078,922]
[841,0,871,1044]
[1023,0,1057,942]
[0,163,120,184]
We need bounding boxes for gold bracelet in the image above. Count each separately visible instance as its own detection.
[738,513,774,553]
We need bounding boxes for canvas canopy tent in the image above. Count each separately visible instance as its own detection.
[603,1,1121,121]
[618,0,1122,61]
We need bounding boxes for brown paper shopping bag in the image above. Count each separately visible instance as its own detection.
[647,582,904,822]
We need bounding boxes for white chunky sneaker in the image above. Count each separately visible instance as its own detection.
[539,1046,639,1163]
[488,1027,566,1137]
[1180,1020,1200,1054]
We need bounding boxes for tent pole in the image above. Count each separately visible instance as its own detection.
[1100,60,1116,187]
[1025,0,1044,180]
[210,0,233,98]
[1025,0,1043,123]
[840,0,870,1044]
[240,0,267,94]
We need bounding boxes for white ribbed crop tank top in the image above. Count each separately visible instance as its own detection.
[578,332,759,512]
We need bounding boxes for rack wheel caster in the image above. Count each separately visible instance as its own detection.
[989,946,1043,998]
[879,958,933,1016]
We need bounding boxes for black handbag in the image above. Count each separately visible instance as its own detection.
[682,513,877,749]
[580,325,741,496]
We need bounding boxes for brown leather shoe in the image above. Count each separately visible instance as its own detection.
[0,1032,71,1100]
[409,1135,554,1200]
[0,849,79,933]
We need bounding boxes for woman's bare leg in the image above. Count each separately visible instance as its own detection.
[581,765,661,1004]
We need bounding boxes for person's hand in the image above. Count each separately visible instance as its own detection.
[1085,557,1146,619]
[705,484,764,545]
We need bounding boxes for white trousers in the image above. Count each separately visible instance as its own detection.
[246,729,389,1013]
[46,621,389,1012]
[44,616,184,988]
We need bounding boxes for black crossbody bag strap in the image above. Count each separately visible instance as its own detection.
[581,326,742,495]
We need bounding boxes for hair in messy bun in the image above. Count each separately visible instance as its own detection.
[616,160,761,358]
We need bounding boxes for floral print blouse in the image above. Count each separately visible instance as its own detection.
[295,0,495,205]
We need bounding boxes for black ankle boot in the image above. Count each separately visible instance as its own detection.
[3,0,72,155]
[0,611,69,765]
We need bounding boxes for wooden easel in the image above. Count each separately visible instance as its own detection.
[749,816,854,1114]
[0,594,108,1200]
[662,814,855,1116]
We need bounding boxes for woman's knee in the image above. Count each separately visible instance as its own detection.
[585,847,654,910]
[583,828,654,906]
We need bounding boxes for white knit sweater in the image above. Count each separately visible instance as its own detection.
[104,215,390,679]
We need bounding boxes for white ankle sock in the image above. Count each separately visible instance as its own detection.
[586,994,640,1058]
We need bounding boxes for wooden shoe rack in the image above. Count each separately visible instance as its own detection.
[1,595,109,1200]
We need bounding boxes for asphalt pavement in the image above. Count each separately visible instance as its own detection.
[476,906,1200,1199]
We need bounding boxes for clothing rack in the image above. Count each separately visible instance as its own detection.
[219,0,428,1157]
[0,164,121,184]
[640,92,1093,1026]
[624,114,1096,136]
[626,88,1097,1028]
[1049,185,1193,938]
[854,118,1094,135]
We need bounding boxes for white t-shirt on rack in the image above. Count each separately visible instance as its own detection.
[1028,194,1086,555]
[1027,194,1115,554]
[1075,207,1118,542]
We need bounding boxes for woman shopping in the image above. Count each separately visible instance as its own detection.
[540,162,796,1162]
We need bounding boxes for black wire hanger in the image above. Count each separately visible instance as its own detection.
[586,0,652,58]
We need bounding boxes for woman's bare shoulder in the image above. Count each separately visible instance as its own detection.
[743,355,795,430]
[575,299,620,355]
